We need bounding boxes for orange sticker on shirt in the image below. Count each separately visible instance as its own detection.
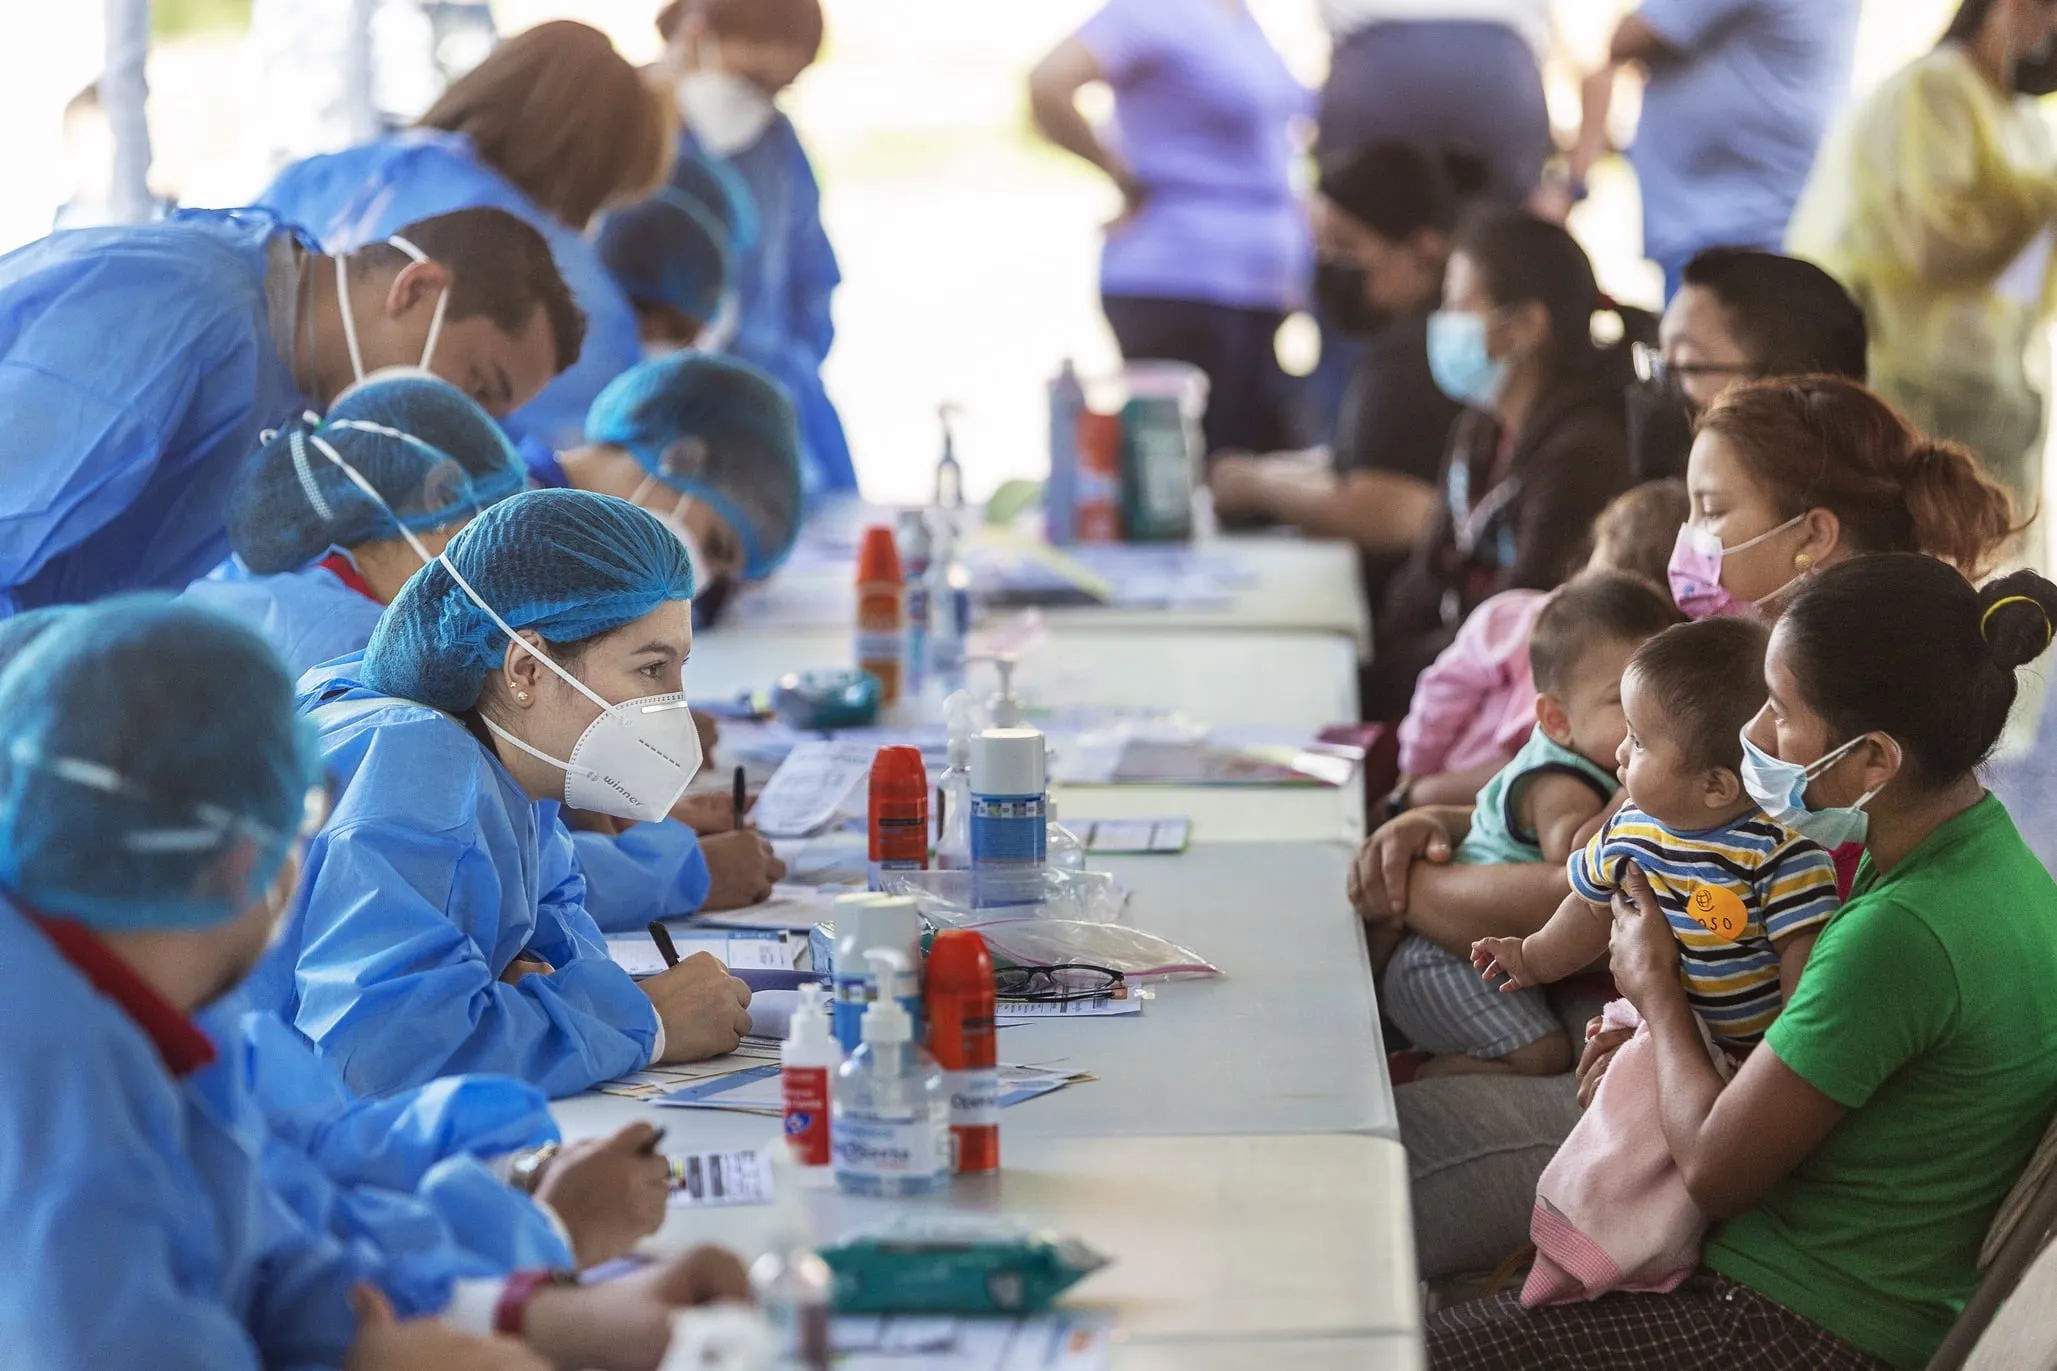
[1686,884,1750,941]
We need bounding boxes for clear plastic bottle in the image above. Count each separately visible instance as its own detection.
[750,1148,833,1369]
[1046,798,1086,872]
[832,950,949,1197]
[934,691,975,870]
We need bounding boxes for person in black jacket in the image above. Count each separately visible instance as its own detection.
[1368,209,1654,718]
[1209,141,1481,606]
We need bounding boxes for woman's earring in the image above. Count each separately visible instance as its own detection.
[516,690,532,705]
[1794,553,1813,573]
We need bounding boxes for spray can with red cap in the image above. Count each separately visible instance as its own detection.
[925,929,999,1173]
[854,525,906,705]
[867,745,929,892]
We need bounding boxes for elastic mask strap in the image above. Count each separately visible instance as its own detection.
[479,714,582,778]
[336,250,367,384]
[431,553,615,716]
[322,418,472,519]
[387,235,449,371]
[1721,511,1808,560]
[1802,732,1902,807]
[628,475,696,539]
[303,433,438,568]
[19,745,284,855]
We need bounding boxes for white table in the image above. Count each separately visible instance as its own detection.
[551,1133,1421,1362]
[728,534,1372,659]
[690,628,1366,845]
[580,843,1392,1142]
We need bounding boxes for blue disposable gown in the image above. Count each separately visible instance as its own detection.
[258,130,642,453]
[186,557,714,921]
[249,659,661,1098]
[0,210,314,615]
[182,558,388,679]
[542,799,714,933]
[0,901,361,1369]
[200,994,574,1282]
[691,121,857,498]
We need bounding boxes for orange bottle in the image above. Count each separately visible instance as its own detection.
[867,745,929,890]
[1074,411,1124,543]
[924,929,999,1173]
[854,525,906,704]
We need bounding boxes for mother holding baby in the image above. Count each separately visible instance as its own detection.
[1365,376,2057,1364]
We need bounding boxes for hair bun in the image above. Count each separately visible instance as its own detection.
[1978,570,2057,671]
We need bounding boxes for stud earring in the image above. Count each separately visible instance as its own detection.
[1794,553,1813,573]
[516,690,532,704]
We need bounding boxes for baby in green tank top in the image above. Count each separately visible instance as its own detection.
[1382,571,1684,1078]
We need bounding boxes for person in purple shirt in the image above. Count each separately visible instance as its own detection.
[1029,0,1312,457]
[1564,0,1861,301]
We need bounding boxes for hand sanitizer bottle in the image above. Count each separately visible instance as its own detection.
[832,950,949,1197]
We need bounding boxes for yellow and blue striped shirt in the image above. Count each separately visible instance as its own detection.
[1570,804,1840,1047]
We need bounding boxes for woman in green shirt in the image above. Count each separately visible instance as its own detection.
[1428,552,2057,1370]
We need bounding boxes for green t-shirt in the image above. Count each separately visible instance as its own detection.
[1706,794,2057,1369]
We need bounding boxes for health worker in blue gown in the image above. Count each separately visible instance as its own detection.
[545,350,804,930]
[182,374,528,678]
[659,0,858,500]
[0,598,744,1370]
[259,20,673,455]
[249,489,754,1100]
[596,186,737,354]
[0,205,574,617]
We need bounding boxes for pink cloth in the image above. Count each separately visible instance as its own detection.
[1397,588,1548,778]
[1521,999,1734,1307]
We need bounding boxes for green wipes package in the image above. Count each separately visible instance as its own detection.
[817,1216,1109,1314]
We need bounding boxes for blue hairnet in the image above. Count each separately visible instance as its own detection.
[0,606,82,671]
[361,488,696,714]
[228,375,527,575]
[672,151,759,254]
[596,191,733,330]
[0,597,321,931]
[585,352,803,580]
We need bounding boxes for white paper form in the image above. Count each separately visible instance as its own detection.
[683,882,841,931]
[831,1311,1113,1370]
[608,929,805,978]
[994,996,1144,1026]
[751,740,877,836]
[1075,817,1190,854]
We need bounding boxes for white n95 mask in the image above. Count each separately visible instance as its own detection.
[1738,731,1897,848]
[437,557,702,822]
[676,62,775,157]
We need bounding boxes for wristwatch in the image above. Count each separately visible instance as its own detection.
[506,1142,561,1196]
[494,1267,580,1337]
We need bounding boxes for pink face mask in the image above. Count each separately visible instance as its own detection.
[1666,515,1807,620]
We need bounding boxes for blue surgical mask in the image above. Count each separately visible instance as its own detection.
[1427,310,1508,409]
[1738,731,1897,848]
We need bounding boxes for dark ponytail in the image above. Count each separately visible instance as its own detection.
[1453,207,1644,385]
[1778,555,2057,791]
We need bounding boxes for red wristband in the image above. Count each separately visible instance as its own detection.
[494,1268,575,1337]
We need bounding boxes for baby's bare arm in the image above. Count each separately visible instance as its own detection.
[1774,930,1821,1006]
[1526,772,1612,866]
[1519,889,1615,985]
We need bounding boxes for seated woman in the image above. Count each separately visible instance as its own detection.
[0,596,745,1369]
[1427,553,2057,1371]
[1360,375,2020,1283]
[1366,208,1649,719]
[247,488,754,1098]
[183,373,525,677]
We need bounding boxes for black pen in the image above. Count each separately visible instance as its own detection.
[648,920,681,968]
[731,764,747,829]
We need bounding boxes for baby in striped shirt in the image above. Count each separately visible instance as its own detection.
[1473,616,1839,1049]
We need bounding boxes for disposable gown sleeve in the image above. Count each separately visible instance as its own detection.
[0,305,216,601]
[290,817,659,1099]
[574,821,715,931]
[1823,60,2057,290]
[232,1010,559,1189]
[785,138,841,366]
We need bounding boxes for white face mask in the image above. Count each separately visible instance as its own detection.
[335,234,450,395]
[301,438,701,822]
[629,474,712,583]
[676,56,775,157]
